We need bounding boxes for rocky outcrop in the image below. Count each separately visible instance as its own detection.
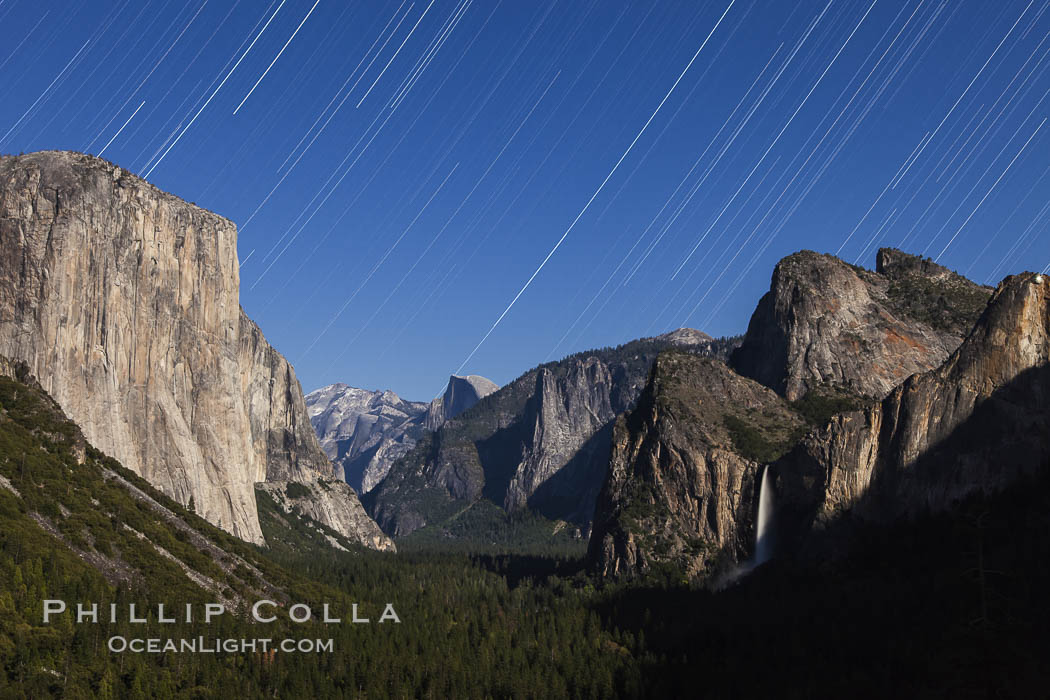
[239,316,331,484]
[306,376,498,497]
[423,374,499,430]
[306,383,428,493]
[369,334,727,537]
[256,481,395,552]
[0,151,376,546]
[658,327,714,346]
[774,272,1050,543]
[504,357,616,518]
[588,352,805,579]
[731,249,990,401]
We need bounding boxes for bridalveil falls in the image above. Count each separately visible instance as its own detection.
[755,466,774,564]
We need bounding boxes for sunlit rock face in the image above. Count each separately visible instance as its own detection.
[305,376,500,498]
[0,151,336,545]
[367,357,626,538]
[774,272,1050,544]
[731,249,991,401]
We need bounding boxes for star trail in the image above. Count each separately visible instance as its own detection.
[1,0,1047,399]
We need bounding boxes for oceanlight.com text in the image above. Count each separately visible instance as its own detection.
[107,636,335,654]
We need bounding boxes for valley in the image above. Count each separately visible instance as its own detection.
[0,151,1046,697]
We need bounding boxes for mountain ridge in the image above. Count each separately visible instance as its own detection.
[306,373,499,495]
[367,331,740,540]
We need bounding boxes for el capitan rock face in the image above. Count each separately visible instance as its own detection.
[0,151,364,546]
[731,249,990,401]
[773,271,1050,543]
[588,351,804,579]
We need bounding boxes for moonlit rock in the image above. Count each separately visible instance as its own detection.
[0,151,386,548]
[423,374,500,430]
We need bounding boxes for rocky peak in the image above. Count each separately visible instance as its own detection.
[730,249,991,401]
[875,247,954,279]
[423,374,499,430]
[368,336,685,538]
[306,384,423,438]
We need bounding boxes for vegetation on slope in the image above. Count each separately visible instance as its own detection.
[649,350,806,464]
[722,413,802,463]
[1,355,1045,697]
[876,248,992,335]
[790,382,872,426]
[0,365,379,696]
[0,360,640,697]
[395,498,587,556]
[885,273,991,334]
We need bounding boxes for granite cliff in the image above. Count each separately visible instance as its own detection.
[588,352,804,579]
[772,271,1050,547]
[256,480,395,552]
[589,251,1043,581]
[423,374,499,430]
[731,248,990,401]
[0,151,383,548]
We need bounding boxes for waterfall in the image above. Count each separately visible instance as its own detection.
[754,466,774,564]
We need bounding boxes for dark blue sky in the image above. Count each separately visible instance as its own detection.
[1,1,1047,399]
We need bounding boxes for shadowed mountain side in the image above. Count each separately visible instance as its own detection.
[527,422,613,525]
[772,360,1050,560]
[591,467,1050,698]
[587,269,1045,582]
[771,272,1050,558]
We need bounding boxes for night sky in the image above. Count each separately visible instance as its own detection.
[1,0,1047,399]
